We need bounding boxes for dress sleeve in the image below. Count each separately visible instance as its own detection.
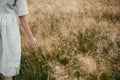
[15,0,29,16]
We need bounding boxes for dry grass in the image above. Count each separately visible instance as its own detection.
[16,0,120,80]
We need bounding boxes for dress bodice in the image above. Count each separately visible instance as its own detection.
[0,0,28,16]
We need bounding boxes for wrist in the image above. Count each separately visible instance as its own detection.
[27,35,34,40]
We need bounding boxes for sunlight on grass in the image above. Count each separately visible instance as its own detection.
[13,0,120,80]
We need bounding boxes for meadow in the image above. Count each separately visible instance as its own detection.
[4,0,120,80]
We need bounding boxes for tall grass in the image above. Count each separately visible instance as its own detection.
[2,0,120,80]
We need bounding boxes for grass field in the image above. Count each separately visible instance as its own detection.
[12,0,120,80]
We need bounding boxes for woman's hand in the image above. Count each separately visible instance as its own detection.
[19,16,38,51]
[28,37,38,51]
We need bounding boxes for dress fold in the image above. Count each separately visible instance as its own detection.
[0,14,21,77]
[0,0,28,77]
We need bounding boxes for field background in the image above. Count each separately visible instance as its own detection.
[17,0,120,80]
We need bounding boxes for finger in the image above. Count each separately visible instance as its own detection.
[35,44,38,51]
[35,42,38,47]
[35,41,39,46]
[31,46,36,51]
[33,44,38,51]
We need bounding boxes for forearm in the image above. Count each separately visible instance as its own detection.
[19,16,33,39]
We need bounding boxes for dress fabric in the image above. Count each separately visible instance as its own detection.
[0,0,28,77]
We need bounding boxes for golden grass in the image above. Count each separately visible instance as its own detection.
[18,0,120,80]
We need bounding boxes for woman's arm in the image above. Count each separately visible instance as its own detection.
[19,15,38,51]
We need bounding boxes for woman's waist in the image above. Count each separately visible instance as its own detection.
[0,11,16,15]
[0,8,16,15]
[0,12,17,19]
[0,13,16,15]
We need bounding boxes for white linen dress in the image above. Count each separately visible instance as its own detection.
[0,0,28,77]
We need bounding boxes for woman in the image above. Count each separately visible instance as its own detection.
[0,0,38,80]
